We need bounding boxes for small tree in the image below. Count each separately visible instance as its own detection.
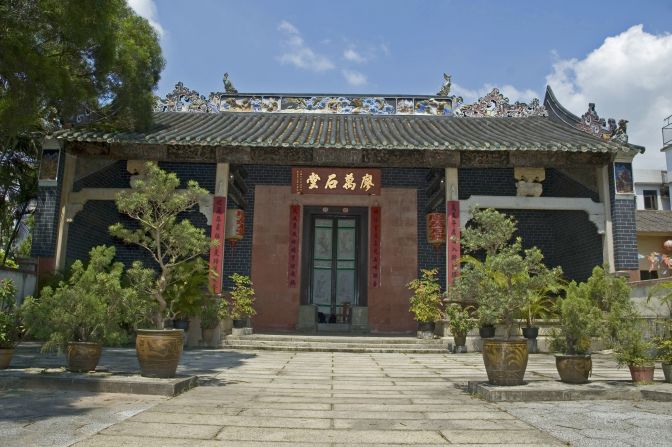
[407,268,443,323]
[456,208,563,339]
[550,281,603,355]
[0,279,21,348]
[228,273,256,321]
[110,163,213,329]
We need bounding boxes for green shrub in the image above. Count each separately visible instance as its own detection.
[0,279,20,348]
[21,246,139,352]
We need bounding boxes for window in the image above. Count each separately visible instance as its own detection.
[640,270,659,281]
[643,190,658,210]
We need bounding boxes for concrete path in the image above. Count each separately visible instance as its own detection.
[71,352,565,446]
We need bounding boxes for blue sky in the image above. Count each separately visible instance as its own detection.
[131,0,672,169]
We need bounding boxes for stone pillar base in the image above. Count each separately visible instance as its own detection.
[351,307,369,333]
[297,305,317,332]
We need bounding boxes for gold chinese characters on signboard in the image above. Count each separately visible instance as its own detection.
[292,168,381,195]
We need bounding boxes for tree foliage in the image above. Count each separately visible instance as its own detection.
[454,208,563,339]
[110,163,213,328]
[0,0,164,266]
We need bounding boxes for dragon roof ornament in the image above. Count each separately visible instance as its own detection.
[576,103,628,143]
[154,74,550,118]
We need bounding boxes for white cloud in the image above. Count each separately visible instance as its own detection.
[452,83,540,104]
[343,48,366,63]
[546,25,672,169]
[127,0,164,38]
[277,20,334,72]
[342,69,367,86]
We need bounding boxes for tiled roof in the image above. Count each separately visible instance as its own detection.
[55,111,633,153]
[637,210,672,234]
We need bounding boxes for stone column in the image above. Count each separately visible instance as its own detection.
[54,151,77,272]
[445,167,459,286]
[208,163,229,294]
[596,165,616,271]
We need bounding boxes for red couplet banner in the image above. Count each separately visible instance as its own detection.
[446,201,461,285]
[209,196,227,294]
[370,206,381,288]
[288,204,301,288]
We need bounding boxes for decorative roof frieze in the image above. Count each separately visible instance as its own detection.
[576,103,628,143]
[153,75,552,119]
[453,88,547,118]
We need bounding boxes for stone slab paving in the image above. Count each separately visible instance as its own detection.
[4,345,672,446]
[70,351,565,446]
[0,388,165,447]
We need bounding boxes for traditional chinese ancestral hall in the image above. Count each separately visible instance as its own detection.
[33,76,643,333]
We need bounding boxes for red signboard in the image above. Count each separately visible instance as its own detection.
[370,206,382,288]
[446,201,461,285]
[208,196,227,294]
[292,167,381,195]
[288,204,301,288]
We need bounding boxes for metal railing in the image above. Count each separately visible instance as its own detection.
[663,114,672,147]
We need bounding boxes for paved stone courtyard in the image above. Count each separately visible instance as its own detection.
[1,347,672,446]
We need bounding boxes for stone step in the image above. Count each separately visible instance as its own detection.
[224,334,445,345]
[220,343,448,353]
[220,334,449,353]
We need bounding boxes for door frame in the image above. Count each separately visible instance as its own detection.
[300,206,368,307]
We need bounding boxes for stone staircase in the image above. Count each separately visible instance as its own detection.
[220,333,449,353]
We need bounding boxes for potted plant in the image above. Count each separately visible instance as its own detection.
[407,268,443,339]
[110,162,213,378]
[616,336,656,383]
[21,246,135,372]
[0,279,21,369]
[654,337,672,383]
[444,303,476,352]
[520,289,558,340]
[550,281,602,383]
[220,273,256,336]
[456,208,563,386]
[476,308,498,339]
[199,296,220,347]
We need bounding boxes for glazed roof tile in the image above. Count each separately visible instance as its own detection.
[56,111,633,153]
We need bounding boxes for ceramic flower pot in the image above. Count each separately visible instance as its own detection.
[482,338,528,386]
[136,329,184,378]
[555,354,592,384]
[66,341,102,372]
[0,348,15,369]
[662,362,672,383]
[628,364,655,383]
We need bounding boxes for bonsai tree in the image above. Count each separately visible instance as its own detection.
[110,162,213,329]
[456,208,563,339]
[407,268,443,325]
[549,282,603,355]
[0,279,21,349]
[21,246,137,352]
